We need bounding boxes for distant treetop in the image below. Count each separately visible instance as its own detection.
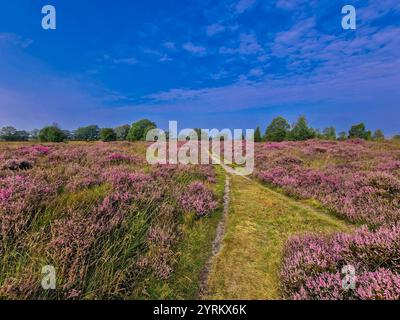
[265,116,290,142]
[127,119,157,141]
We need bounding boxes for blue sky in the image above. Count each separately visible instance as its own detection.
[0,0,399,135]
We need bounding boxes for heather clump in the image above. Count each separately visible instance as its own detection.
[376,160,400,172]
[281,225,400,300]
[64,163,103,192]
[29,145,51,156]
[0,174,54,242]
[102,167,162,203]
[138,223,177,280]
[273,155,303,167]
[179,181,218,217]
[48,192,130,297]
[48,146,89,164]
[17,145,51,158]
[107,152,143,165]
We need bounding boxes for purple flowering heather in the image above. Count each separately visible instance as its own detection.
[179,181,218,216]
[281,225,400,300]
[255,140,400,227]
[0,174,54,241]
[107,152,143,165]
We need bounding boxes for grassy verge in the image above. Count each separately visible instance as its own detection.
[0,185,110,299]
[206,175,352,300]
[134,166,226,299]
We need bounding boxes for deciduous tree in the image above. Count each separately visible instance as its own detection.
[127,119,156,141]
[100,128,117,142]
[38,125,66,142]
[265,117,290,142]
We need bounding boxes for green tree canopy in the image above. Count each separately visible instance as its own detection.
[322,127,337,140]
[99,128,117,142]
[74,125,100,141]
[373,129,385,141]
[338,131,347,141]
[348,123,372,140]
[0,126,30,141]
[38,125,66,142]
[288,116,316,141]
[265,116,290,142]
[254,126,262,142]
[127,119,156,141]
[0,126,17,141]
[114,124,130,141]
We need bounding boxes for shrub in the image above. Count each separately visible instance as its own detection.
[281,225,400,300]
[373,129,385,141]
[74,125,100,141]
[38,126,66,142]
[338,131,347,141]
[114,125,130,141]
[322,127,337,140]
[127,119,156,142]
[99,128,117,142]
[179,181,218,216]
[0,175,54,242]
[107,153,141,165]
[348,123,372,140]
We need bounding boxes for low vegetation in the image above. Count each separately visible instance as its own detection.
[0,131,399,300]
[206,174,350,299]
[0,142,222,299]
[253,139,400,299]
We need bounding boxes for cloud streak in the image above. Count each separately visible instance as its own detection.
[182,42,207,55]
[236,0,257,14]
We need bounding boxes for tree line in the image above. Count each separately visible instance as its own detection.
[0,116,398,143]
[253,116,390,142]
[0,119,156,143]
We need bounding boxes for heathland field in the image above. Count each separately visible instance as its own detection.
[1,139,400,299]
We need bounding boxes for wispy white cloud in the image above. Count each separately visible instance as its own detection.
[219,32,263,56]
[183,42,207,55]
[275,0,309,11]
[238,33,263,55]
[236,0,257,14]
[0,32,33,48]
[358,0,400,22]
[159,54,173,62]
[206,23,226,36]
[248,68,264,77]
[113,57,137,65]
[137,55,400,114]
